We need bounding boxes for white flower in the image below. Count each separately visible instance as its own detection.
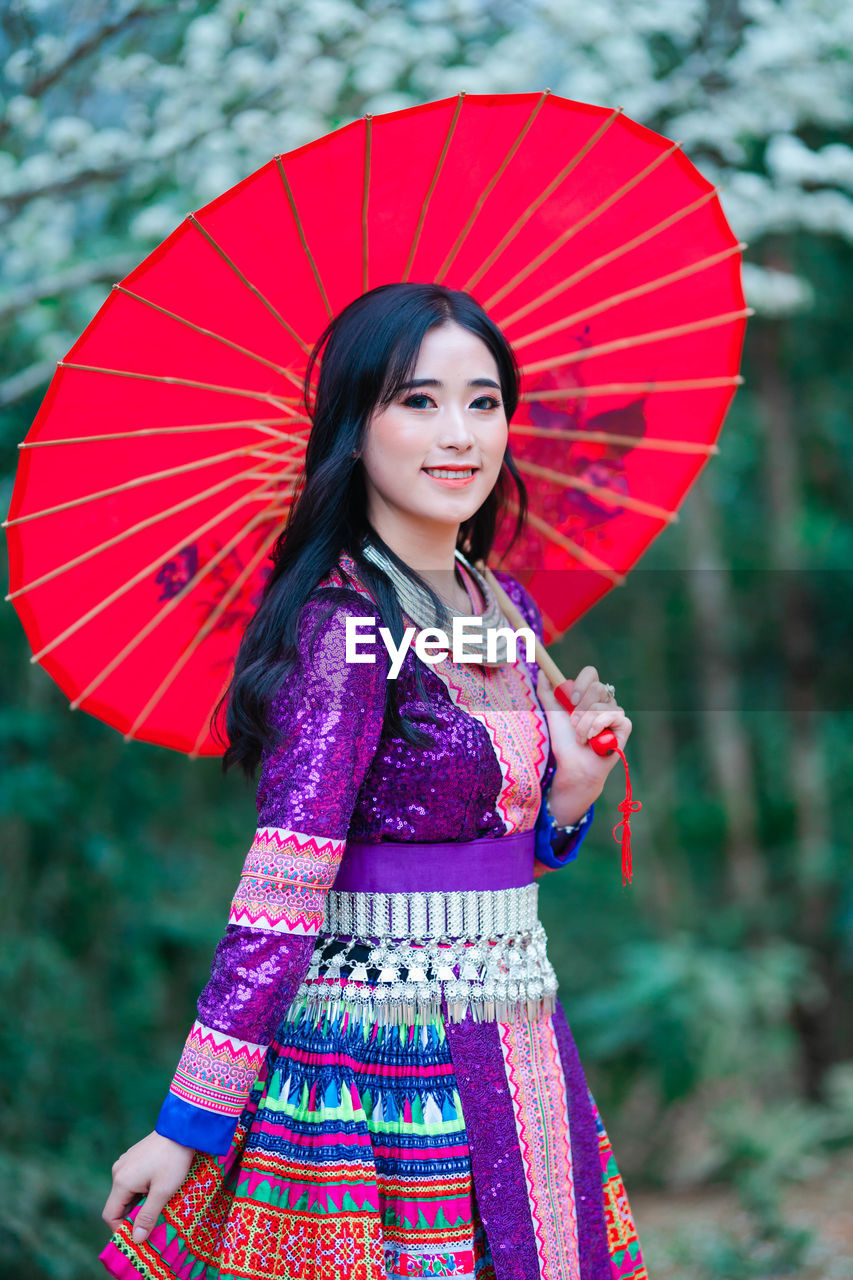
[47,116,93,154]
[130,204,182,241]
[741,263,815,316]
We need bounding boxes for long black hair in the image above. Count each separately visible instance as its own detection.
[216,281,529,777]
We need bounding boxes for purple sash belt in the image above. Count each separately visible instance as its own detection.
[333,828,535,894]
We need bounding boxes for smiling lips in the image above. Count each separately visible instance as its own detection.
[422,466,478,487]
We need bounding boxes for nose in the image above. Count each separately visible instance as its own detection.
[437,404,476,451]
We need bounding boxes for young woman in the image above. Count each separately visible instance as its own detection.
[100,283,646,1280]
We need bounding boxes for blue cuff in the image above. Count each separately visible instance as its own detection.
[155,1091,239,1156]
[534,798,595,869]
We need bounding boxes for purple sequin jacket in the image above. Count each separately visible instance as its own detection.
[154,559,594,1155]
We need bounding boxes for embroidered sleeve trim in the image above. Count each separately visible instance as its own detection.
[227,825,347,937]
[168,1019,267,1117]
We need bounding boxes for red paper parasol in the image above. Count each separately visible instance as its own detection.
[5,90,748,757]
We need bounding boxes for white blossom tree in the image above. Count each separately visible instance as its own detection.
[1,0,851,411]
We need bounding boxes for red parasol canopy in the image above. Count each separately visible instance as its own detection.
[4,90,748,756]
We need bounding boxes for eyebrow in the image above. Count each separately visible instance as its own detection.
[398,377,501,390]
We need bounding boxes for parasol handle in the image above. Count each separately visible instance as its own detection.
[479,564,641,886]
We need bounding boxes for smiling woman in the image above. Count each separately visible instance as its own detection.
[358,320,509,616]
[99,283,643,1280]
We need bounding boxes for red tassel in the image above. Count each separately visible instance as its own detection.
[587,731,642,885]
[611,745,642,885]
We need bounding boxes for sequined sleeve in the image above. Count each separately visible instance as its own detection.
[491,570,595,872]
[154,591,388,1155]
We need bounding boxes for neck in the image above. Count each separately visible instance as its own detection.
[365,512,470,609]
[367,513,460,571]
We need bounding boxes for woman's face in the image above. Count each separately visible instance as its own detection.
[360,321,509,542]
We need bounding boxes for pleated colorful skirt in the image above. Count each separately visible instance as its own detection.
[101,995,646,1280]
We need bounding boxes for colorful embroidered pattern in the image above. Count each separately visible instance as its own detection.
[430,660,548,836]
[104,1005,498,1280]
[228,825,346,936]
[110,1175,386,1280]
[499,1010,581,1280]
[385,1245,477,1276]
[169,1020,267,1117]
[591,1093,648,1280]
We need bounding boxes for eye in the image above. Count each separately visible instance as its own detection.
[402,393,435,409]
[471,395,501,410]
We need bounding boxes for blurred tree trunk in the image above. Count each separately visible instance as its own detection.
[630,579,682,928]
[751,312,832,1096]
[682,475,765,909]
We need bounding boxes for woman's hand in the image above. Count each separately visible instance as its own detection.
[537,665,633,814]
[102,1130,196,1244]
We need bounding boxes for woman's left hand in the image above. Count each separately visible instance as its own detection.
[537,665,632,792]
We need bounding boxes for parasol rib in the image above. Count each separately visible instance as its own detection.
[434,89,549,284]
[514,458,677,522]
[520,308,754,376]
[56,360,304,413]
[510,425,720,455]
[498,189,720,329]
[3,440,295,528]
[502,500,625,583]
[124,523,282,740]
[6,451,302,601]
[29,469,284,665]
[462,105,623,293]
[188,214,311,355]
[17,419,308,447]
[191,668,234,758]
[275,157,333,320]
[512,243,746,350]
[519,375,743,401]
[484,140,683,311]
[72,502,289,713]
[362,115,372,295]
[112,286,306,394]
[402,92,466,283]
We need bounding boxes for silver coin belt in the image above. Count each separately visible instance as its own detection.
[283,883,559,1028]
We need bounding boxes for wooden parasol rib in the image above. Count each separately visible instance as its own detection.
[190,668,234,758]
[2,440,296,528]
[275,156,333,320]
[55,360,304,413]
[72,501,289,712]
[403,92,466,283]
[484,140,683,312]
[502,501,626,584]
[17,418,308,447]
[511,243,746,351]
[497,189,721,330]
[518,375,743,402]
[124,522,283,740]
[510,424,720,455]
[30,466,287,667]
[434,89,550,284]
[187,214,311,354]
[520,308,754,376]
[514,459,678,523]
[112,285,305,392]
[462,105,624,294]
[5,449,301,602]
